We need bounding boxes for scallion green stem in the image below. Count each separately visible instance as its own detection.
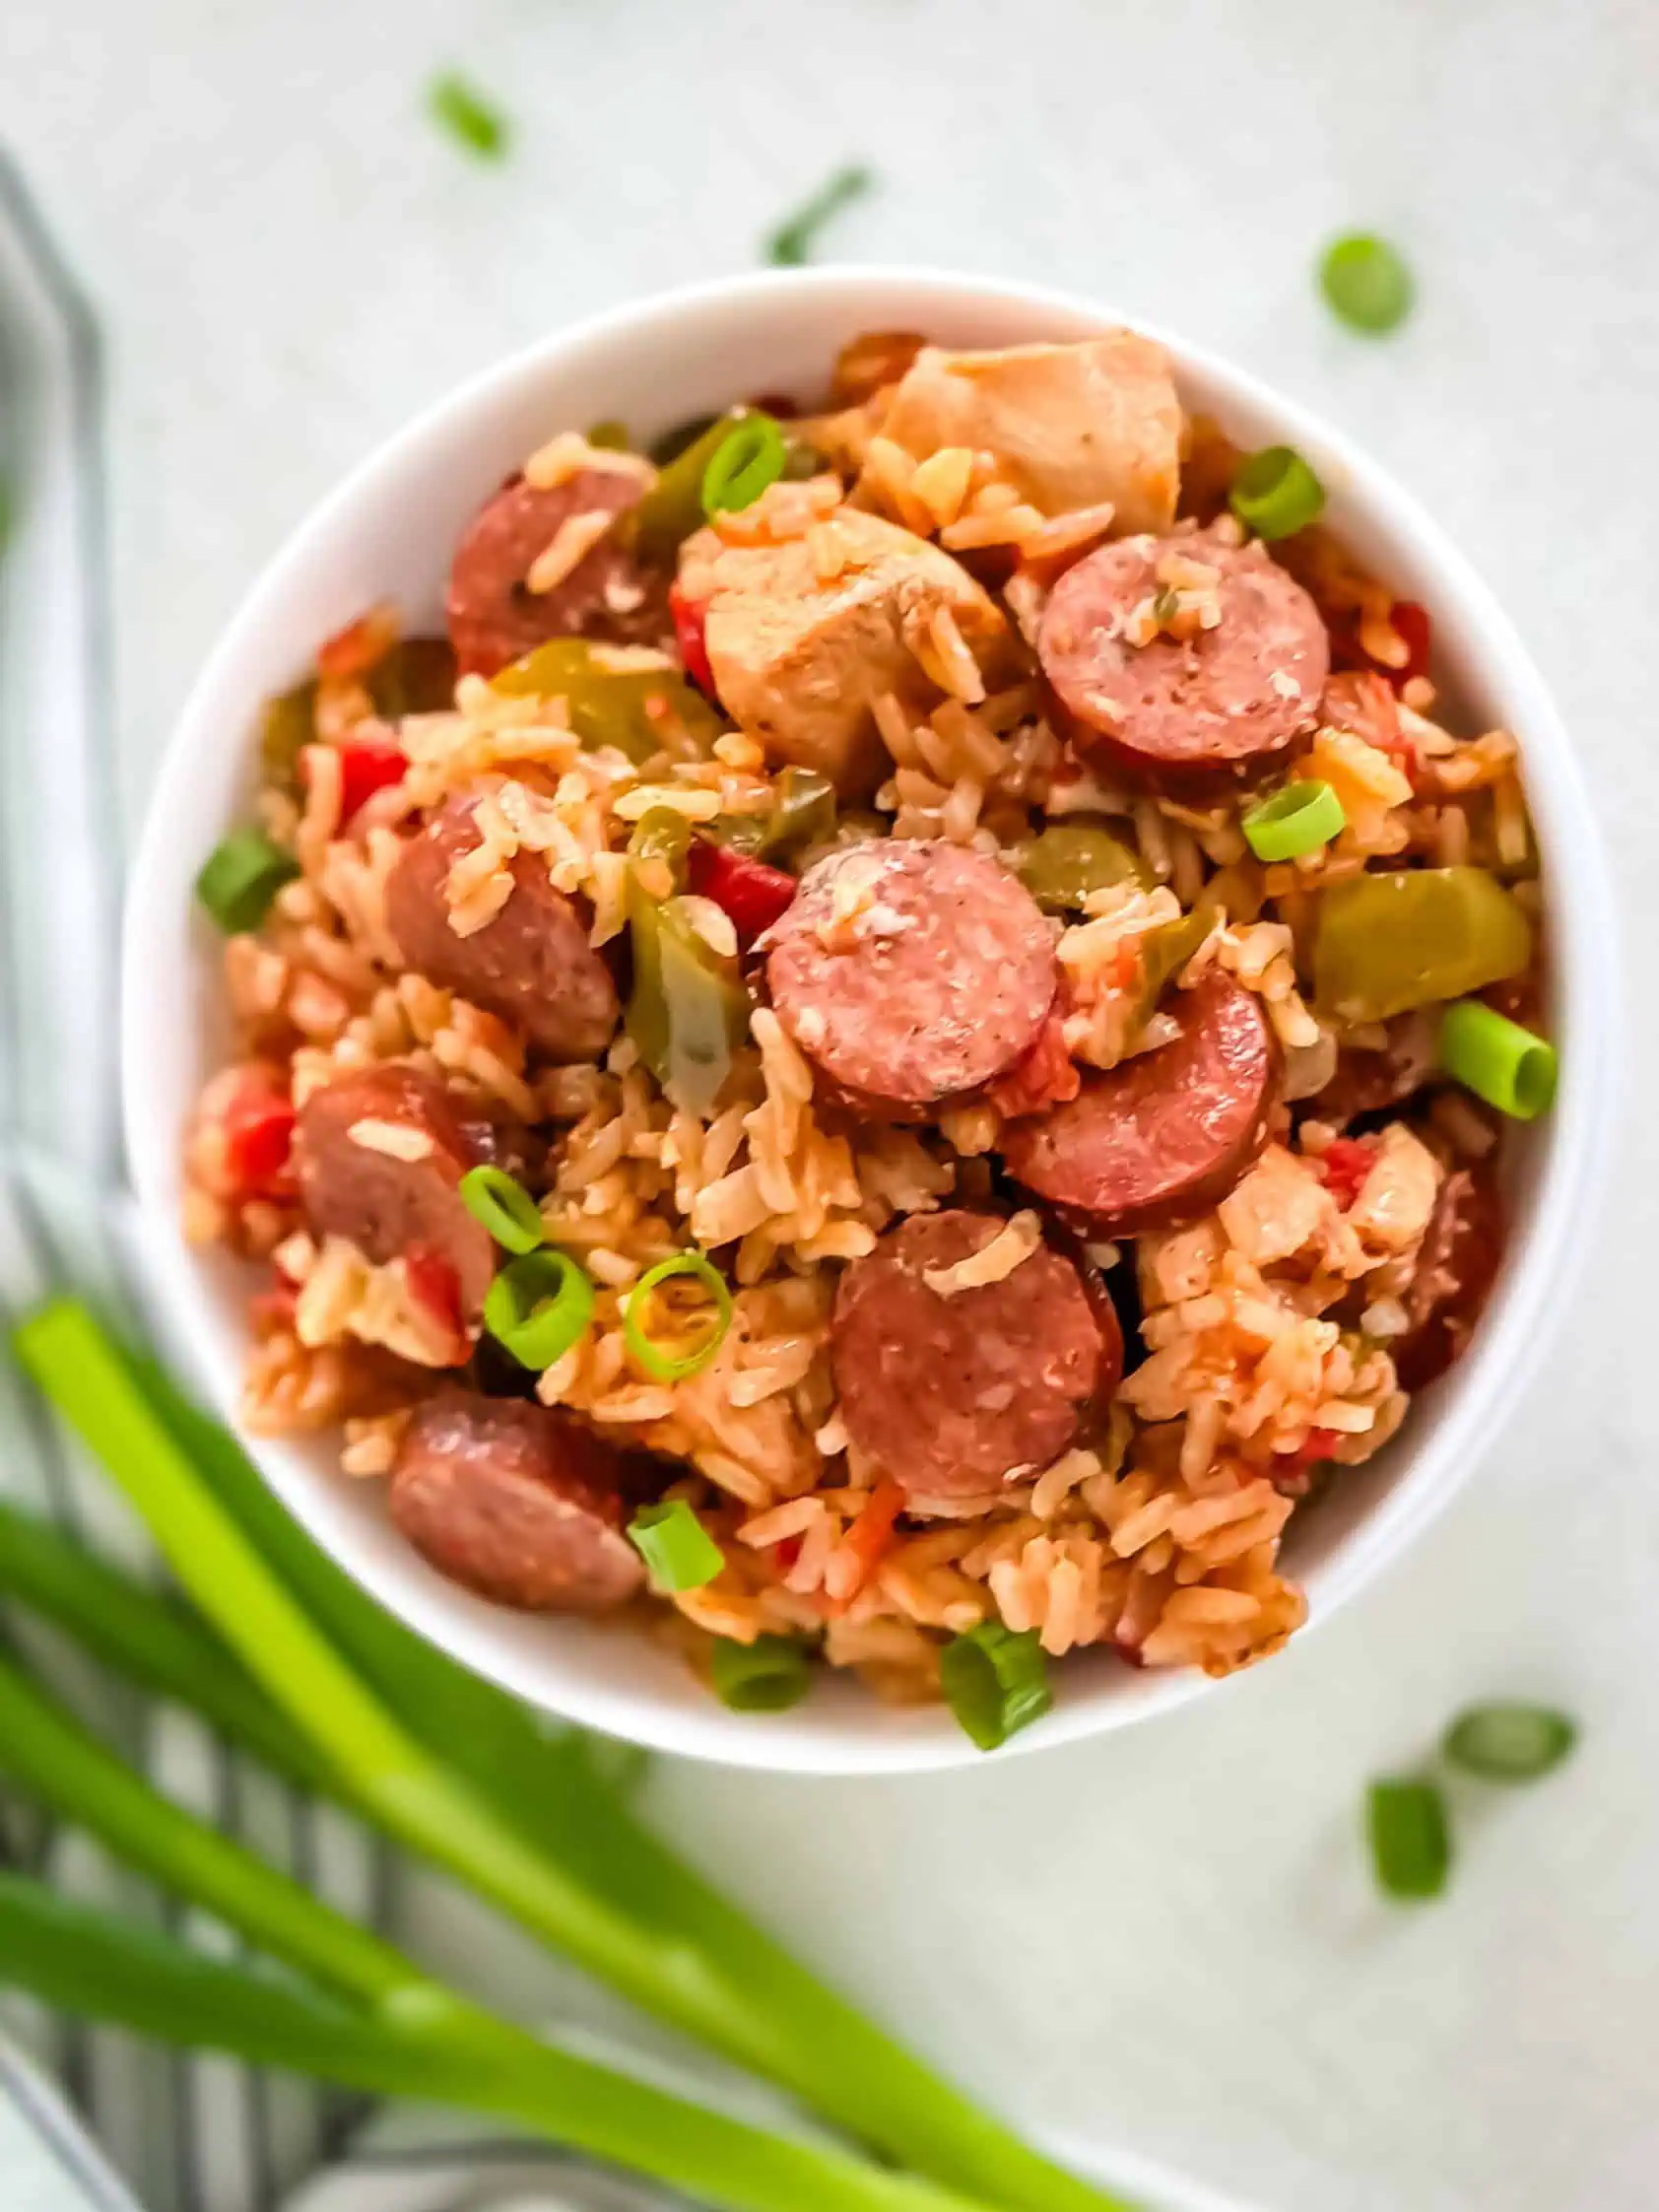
[0,1879,999,2212]
[14,1302,1134,2212]
[0,1500,328,1788]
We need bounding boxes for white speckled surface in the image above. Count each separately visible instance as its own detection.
[3,2,1656,2206]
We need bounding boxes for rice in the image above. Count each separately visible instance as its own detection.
[182,334,1546,1715]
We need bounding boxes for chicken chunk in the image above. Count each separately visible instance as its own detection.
[680,508,1008,794]
[871,334,1183,533]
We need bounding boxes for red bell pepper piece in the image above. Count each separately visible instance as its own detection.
[1318,1136,1380,1211]
[685,838,797,947]
[221,1073,297,1202]
[668,581,715,696]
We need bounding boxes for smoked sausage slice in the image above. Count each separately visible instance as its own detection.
[831,1210,1121,1506]
[385,791,620,1062]
[763,839,1057,1118]
[1000,972,1281,1235]
[1038,533,1328,787]
[295,1064,497,1318]
[389,1389,644,1611]
[447,470,663,679]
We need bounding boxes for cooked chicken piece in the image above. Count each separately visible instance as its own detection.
[680,508,1009,794]
[870,334,1183,532]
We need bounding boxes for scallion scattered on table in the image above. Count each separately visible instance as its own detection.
[1443,1704,1577,1782]
[428,72,509,161]
[1319,234,1415,334]
[1367,1777,1451,1901]
[764,165,874,265]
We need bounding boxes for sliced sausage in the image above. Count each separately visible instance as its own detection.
[1000,972,1281,1235]
[385,790,620,1062]
[447,470,663,679]
[763,839,1057,1118]
[831,1210,1122,1506]
[389,1389,644,1611]
[1392,1164,1504,1391]
[1038,533,1329,787]
[295,1064,497,1318]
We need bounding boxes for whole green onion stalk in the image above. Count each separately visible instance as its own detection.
[11,1300,1134,2212]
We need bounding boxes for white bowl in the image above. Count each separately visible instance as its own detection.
[123,267,1620,1775]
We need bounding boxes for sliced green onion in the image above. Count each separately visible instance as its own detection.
[701,416,789,519]
[1242,779,1347,862]
[710,1635,813,1712]
[939,1623,1051,1753]
[483,1250,595,1371]
[1443,1704,1576,1782]
[764,165,875,266]
[195,830,299,933]
[1438,999,1558,1120]
[1229,445,1326,542]
[428,72,509,160]
[1366,1777,1450,1900]
[459,1165,545,1255]
[1319,234,1415,335]
[627,1500,725,1594]
[623,1252,733,1382]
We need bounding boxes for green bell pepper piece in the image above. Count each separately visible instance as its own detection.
[1313,866,1532,1023]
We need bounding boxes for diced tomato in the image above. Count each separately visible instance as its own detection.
[1274,1427,1344,1494]
[221,1073,297,1202]
[403,1243,469,1365]
[249,1263,299,1334]
[332,735,409,825]
[1318,1136,1379,1211]
[316,602,401,683]
[988,1013,1082,1119]
[668,581,715,695]
[1329,600,1432,697]
[685,838,797,947]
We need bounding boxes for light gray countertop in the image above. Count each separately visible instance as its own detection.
[3,3,1656,2206]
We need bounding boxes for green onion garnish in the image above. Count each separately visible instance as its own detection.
[623,1252,733,1382]
[428,72,509,161]
[710,1635,813,1712]
[1242,778,1347,862]
[627,1500,725,1594]
[1366,1777,1450,1900]
[1443,1704,1576,1782]
[1319,234,1415,335]
[459,1165,545,1255]
[195,830,300,933]
[1229,445,1326,542]
[764,165,874,266]
[938,1623,1051,1753]
[483,1249,595,1372]
[701,416,789,519]
[1438,999,1558,1120]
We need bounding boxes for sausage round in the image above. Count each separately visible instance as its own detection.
[385,791,620,1062]
[1038,533,1329,787]
[447,470,663,679]
[763,840,1058,1118]
[1392,1164,1504,1391]
[295,1063,498,1318]
[830,1209,1122,1506]
[999,972,1281,1235]
[389,1389,644,1611]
